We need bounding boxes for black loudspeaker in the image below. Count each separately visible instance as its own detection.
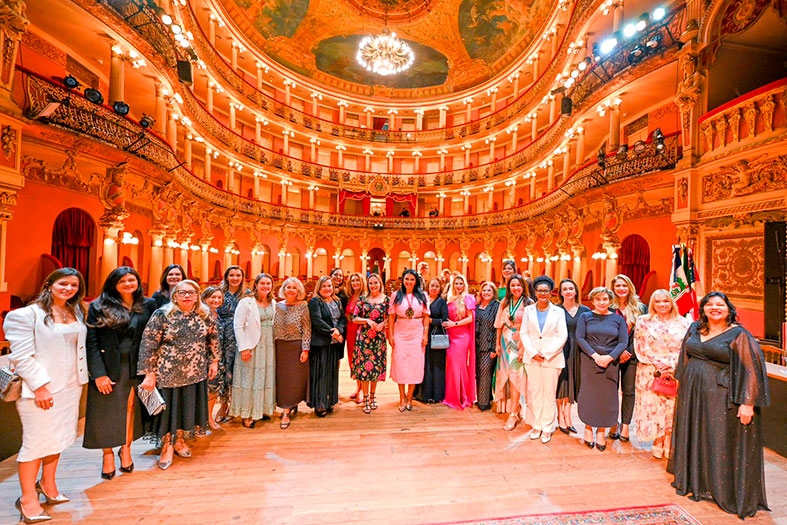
[560,96,573,116]
[177,60,193,86]
[764,221,785,343]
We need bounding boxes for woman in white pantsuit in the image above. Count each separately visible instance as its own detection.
[4,268,89,523]
[518,276,567,444]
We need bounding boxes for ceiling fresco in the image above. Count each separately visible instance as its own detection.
[222,0,554,94]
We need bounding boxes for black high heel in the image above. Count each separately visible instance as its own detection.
[100,469,115,480]
[584,441,595,449]
[558,426,569,434]
[608,432,620,440]
[620,435,630,442]
[118,448,134,473]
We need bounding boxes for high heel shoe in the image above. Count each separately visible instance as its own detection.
[619,435,630,442]
[503,414,519,431]
[405,403,413,411]
[362,398,371,414]
[100,469,115,480]
[567,426,578,434]
[15,498,51,523]
[558,426,569,435]
[35,481,70,504]
[369,393,378,410]
[174,444,192,458]
[584,441,595,449]
[596,443,607,451]
[118,448,134,474]
[608,432,620,440]
[156,458,172,470]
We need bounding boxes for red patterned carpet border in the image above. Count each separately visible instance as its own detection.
[430,504,701,525]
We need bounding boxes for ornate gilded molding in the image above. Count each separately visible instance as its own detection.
[702,155,787,202]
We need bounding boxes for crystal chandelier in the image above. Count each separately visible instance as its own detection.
[356,30,415,76]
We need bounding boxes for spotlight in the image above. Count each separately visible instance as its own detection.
[627,45,645,64]
[600,34,619,54]
[623,23,637,38]
[592,42,601,61]
[597,147,607,169]
[636,13,649,31]
[171,24,182,35]
[63,75,80,89]
[139,114,155,129]
[645,33,662,48]
[577,57,592,71]
[632,140,647,154]
[653,128,665,151]
[112,100,130,116]
[84,88,104,105]
[652,7,666,21]
[616,144,629,160]
[155,7,173,25]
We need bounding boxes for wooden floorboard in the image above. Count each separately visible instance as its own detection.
[1,356,785,524]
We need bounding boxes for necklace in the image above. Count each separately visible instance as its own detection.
[508,295,524,322]
[52,305,69,323]
[404,293,415,319]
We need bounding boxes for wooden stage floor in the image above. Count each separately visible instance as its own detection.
[1,357,785,524]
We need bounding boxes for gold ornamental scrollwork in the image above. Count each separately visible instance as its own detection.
[703,155,787,202]
[368,176,389,197]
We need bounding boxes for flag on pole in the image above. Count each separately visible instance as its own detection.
[670,245,700,318]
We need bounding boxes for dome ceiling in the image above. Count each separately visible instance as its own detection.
[220,0,554,96]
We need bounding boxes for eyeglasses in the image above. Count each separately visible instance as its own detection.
[535,289,552,295]
[175,291,198,297]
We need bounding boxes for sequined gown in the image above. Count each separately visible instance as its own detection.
[668,323,770,519]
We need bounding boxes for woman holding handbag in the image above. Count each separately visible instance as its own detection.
[83,267,156,480]
[4,268,88,523]
[633,289,689,459]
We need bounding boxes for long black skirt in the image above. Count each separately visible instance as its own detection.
[577,351,619,428]
[475,351,496,410]
[415,346,446,403]
[83,342,143,449]
[276,339,309,409]
[151,381,209,439]
[307,344,341,411]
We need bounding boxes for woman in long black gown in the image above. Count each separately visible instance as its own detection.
[475,282,499,411]
[668,292,770,519]
[416,278,449,403]
[308,276,346,416]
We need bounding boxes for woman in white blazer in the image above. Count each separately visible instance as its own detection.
[4,268,88,523]
[518,276,568,444]
[230,273,277,428]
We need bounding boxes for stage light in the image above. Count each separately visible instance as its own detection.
[627,45,645,64]
[592,42,601,61]
[632,140,647,154]
[577,57,592,71]
[155,7,172,25]
[653,128,665,151]
[113,100,130,116]
[646,33,662,48]
[597,147,607,169]
[139,114,155,129]
[636,13,649,31]
[652,7,666,21]
[63,75,80,89]
[623,24,636,38]
[171,24,182,35]
[84,88,103,105]
[600,34,618,54]
[616,144,629,160]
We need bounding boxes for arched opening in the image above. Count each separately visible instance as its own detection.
[473,253,489,283]
[314,247,329,277]
[285,247,301,278]
[448,252,460,273]
[619,234,651,294]
[422,251,436,281]
[367,247,386,280]
[51,208,95,288]
[230,242,241,266]
[340,248,356,275]
[260,243,272,274]
[396,250,411,278]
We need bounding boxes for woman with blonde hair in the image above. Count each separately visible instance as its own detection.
[345,272,366,403]
[351,273,389,413]
[443,274,477,409]
[5,268,87,522]
[609,274,647,442]
[633,289,690,458]
[274,277,311,429]
[308,276,346,416]
[231,273,276,428]
[139,280,219,469]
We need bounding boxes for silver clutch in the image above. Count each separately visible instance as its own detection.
[430,325,450,350]
[136,385,167,416]
[0,365,22,402]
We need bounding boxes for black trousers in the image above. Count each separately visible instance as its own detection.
[619,358,637,425]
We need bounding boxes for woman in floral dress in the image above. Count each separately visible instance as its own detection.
[352,273,389,414]
[633,289,690,459]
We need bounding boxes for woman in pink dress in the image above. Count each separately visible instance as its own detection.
[345,273,366,403]
[388,269,429,412]
[443,274,477,409]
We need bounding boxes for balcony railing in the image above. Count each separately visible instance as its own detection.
[698,78,786,158]
[21,67,681,230]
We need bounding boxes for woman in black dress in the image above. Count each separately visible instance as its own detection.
[150,264,184,308]
[556,278,589,434]
[416,277,449,403]
[576,287,628,451]
[475,282,499,411]
[84,267,156,479]
[308,276,346,416]
[668,292,770,519]
[215,265,245,421]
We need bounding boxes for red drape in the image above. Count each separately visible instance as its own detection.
[619,235,651,292]
[338,190,371,214]
[386,193,416,216]
[51,208,94,285]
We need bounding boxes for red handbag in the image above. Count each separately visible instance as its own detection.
[650,374,678,396]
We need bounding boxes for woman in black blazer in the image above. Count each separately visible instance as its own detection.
[308,276,347,416]
[84,267,156,479]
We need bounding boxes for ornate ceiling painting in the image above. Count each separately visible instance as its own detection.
[223,0,553,93]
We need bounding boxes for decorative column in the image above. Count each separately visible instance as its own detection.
[563,146,571,179]
[282,130,292,155]
[412,151,422,172]
[531,53,540,82]
[461,253,469,277]
[438,148,447,171]
[510,72,521,97]
[506,180,516,208]
[283,79,294,105]
[207,82,215,113]
[255,115,264,143]
[386,151,394,173]
[530,172,537,199]
[308,185,316,208]
[485,136,496,160]
[162,235,175,268]
[487,87,498,110]
[98,163,130,283]
[604,243,619,284]
[364,107,374,128]
[530,112,539,141]
[575,126,585,164]
[98,223,122,283]
[109,43,125,105]
[547,160,555,191]
[387,109,398,130]
[231,41,240,70]
[438,192,446,215]
[414,109,424,130]
[310,137,320,162]
[438,106,448,128]
[310,92,322,116]
[608,98,622,152]
[183,133,192,167]
[485,186,494,211]
[277,232,288,278]
[167,110,178,149]
[461,144,471,167]
[204,147,213,180]
[335,144,346,167]
[612,2,623,31]
[154,83,167,135]
[337,100,348,124]
[253,171,261,199]
[507,125,518,151]
[256,62,265,89]
[461,190,470,214]
[363,148,373,171]
[148,230,165,292]
[463,98,473,121]
[229,101,239,130]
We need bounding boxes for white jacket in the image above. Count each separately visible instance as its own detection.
[4,304,88,398]
[234,296,275,351]
[519,303,568,368]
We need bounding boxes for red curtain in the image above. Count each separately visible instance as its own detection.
[619,234,650,292]
[338,190,371,214]
[386,193,416,216]
[51,208,95,285]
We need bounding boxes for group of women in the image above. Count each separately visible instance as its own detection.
[4,260,771,522]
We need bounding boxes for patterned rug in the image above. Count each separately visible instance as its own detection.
[433,504,700,525]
